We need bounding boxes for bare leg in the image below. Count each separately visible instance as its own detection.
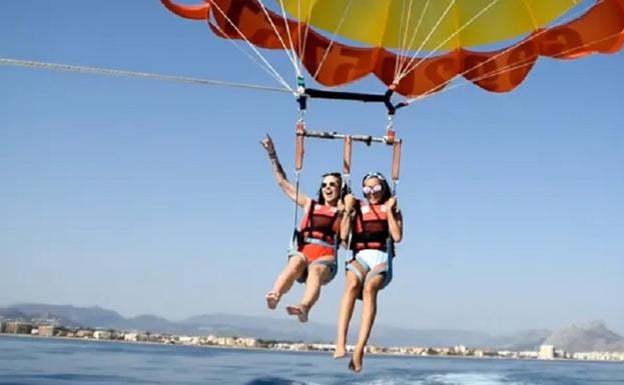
[349,274,384,373]
[287,263,327,322]
[266,256,306,309]
[334,262,365,359]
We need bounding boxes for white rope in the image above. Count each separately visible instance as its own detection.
[207,15,297,91]
[298,0,317,75]
[275,0,301,77]
[397,0,502,83]
[394,0,415,80]
[403,0,609,103]
[396,0,432,81]
[207,0,293,92]
[428,29,622,100]
[312,0,355,80]
[394,0,457,83]
[255,0,301,77]
[0,58,292,94]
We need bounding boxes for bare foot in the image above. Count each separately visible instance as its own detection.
[348,349,363,373]
[333,347,346,359]
[265,292,280,310]
[286,304,309,322]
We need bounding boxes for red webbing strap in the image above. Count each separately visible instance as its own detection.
[391,140,402,182]
[343,135,352,176]
[295,122,305,172]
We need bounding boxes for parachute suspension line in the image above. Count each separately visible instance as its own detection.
[275,0,301,77]
[397,0,431,76]
[312,0,356,80]
[255,0,301,77]
[393,0,457,83]
[403,0,613,104]
[394,0,421,81]
[207,0,293,92]
[298,0,317,71]
[296,0,304,76]
[0,58,293,94]
[393,0,411,80]
[397,0,503,83]
[434,29,624,99]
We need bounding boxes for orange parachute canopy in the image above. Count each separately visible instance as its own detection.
[162,0,624,97]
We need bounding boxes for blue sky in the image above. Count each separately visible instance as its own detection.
[1,1,623,336]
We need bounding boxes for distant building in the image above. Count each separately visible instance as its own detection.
[38,325,57,337]
[518,351,538,359]
[453,345,467,355]
[235,338,259,348]
[214,337,235,346]
[75,330,94,338]
[178,336,200,345]
[0,321,5,333]
[538,345,555,360]
[93,330,112,340]
[4,321,34,335]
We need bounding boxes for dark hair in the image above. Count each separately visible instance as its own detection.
[317,172,348,204]
[362,172,392,204]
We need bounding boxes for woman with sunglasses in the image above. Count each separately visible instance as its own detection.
[334,172,403,372]
[260,134,345,323]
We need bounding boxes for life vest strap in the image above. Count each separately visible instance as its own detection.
[303,237,334,249]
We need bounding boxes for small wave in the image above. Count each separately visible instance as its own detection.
[348,378,425,385]
[244,376,319,385]
[425,372,524,385]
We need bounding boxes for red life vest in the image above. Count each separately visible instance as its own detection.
[299,201,340,246]
[351,202,390,251]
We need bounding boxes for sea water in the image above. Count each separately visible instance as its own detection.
[1,336,622,384]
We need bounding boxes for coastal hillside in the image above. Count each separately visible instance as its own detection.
[543,321,624,353]
[2,303,621,351]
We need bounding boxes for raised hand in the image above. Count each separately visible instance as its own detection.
[344,194,357,211]
[385,196,397,212]
[260,134,276,155]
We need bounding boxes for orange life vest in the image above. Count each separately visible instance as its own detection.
[298,201,340,246]
[351,202,390,251]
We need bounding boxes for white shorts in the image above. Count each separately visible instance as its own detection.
[353,249,389,271]
[346,248,393,291]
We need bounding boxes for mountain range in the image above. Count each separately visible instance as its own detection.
[1,303,622,352]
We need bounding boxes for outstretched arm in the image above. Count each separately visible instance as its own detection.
[385,196,403,243]
[261,134,310,208]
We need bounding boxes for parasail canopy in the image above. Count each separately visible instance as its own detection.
[161,0,624,97]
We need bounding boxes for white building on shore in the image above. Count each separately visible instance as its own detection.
[538,345,555,360]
